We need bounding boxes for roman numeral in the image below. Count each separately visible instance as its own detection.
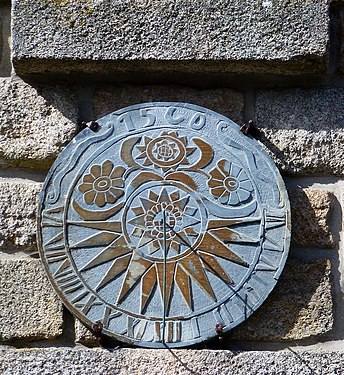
[102,306,122,329]
[191,317,200,338]
[55,266,83,295]
[74,294,102,315]
[154,321,182,343]
[41,206,64,227]
[213,305,233,326]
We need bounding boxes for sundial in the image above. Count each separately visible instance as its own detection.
[38,102,290,348]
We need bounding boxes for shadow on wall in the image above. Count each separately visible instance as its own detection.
[226,258,333,343]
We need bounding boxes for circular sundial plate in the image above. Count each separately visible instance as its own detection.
[38,102,290,348]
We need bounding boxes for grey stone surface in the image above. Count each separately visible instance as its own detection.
[94,85,244,123]
[256,89,344,176]
[12,0,329,75]
[230,259,333,341]
[0,77,77,169]
[0,179,42,251]
[289,188,334,248]
[0,259,63,342]
[1,347,344,375]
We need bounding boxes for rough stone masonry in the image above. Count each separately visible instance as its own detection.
[0,0,343,374]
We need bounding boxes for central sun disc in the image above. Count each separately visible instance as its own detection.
[123,182,204,262]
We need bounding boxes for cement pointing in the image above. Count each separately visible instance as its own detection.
[12,0,329,74]
[1,348,344,375]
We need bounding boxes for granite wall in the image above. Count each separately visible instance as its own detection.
[0,0,344,374]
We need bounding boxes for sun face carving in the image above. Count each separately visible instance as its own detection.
[135,131,196,172]
[208,159,254,205]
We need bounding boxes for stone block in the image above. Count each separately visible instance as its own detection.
[0,259,63,342]
[75,320,100,347]
[12,0,329,75]
[0,77,77,170]
[229,259,333,341]
[0,179,42,251]
[289,188,334,248]
[1,348,344,375]
[256,89,344,176]
[94,85,244,123]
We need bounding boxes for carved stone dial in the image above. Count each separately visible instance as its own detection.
[38,103,290,348]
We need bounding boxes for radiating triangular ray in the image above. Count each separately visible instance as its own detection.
[80,236,131,271]
[131,206,145,216]
[207,217,261,229]
[156,262,176,313]
[180,214,201,229]
[96,254,131,290]
[158,188,170,203]
[175,265,192,309]
[199,252,233,284]
[70,231,119,249]
[184,227,199,237]
[127,215,146,229]
[170,190,180,202]
[140,266,157,313]
[117,253,153,304]
[171,241,180,253]
[139,197,156,211]
[149,239,161,254]
[209,227,258,244]
[137,233,155,248]
[186,146,196,155]
[148,191,159,202]
[68,220,122,233]
[179,252,216,301]
[197,233,248,267]
[172,196,190,212]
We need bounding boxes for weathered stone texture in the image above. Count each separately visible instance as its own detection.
[1,348,344,375]
[256,89,344,176]
[0,179,42,251]
[75,320,100,347]
[94,85,244,123]
[0,78,77,169]
[289,188,334,248]
[13,0,328,74]
[0,259,63,342]
[230,259,333,341]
